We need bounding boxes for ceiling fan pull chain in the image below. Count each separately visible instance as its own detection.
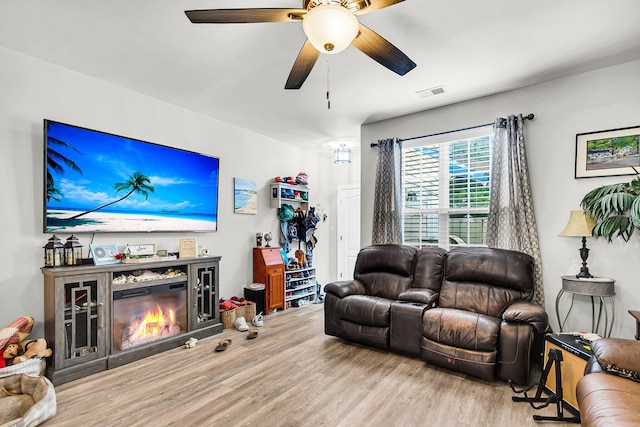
[327,58,331,109]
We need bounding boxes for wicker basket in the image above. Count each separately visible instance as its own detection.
[220,308,237,329]
[239,302,256,321]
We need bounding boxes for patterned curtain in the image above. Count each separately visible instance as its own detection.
[487,115,544,306]
[372,138,403,245]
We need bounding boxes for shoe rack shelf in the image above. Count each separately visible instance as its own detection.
[270,183,309,209]
[285,266,316,307]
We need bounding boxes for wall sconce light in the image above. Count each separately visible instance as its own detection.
[334,144,351,164]
[559,210,596,278]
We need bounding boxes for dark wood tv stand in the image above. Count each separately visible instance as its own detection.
[41,256,222,385]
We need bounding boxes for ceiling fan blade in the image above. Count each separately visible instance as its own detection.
[355,0,405,15]
[285,40,320,90]
[185,9,306,24]
[351,23,416,76]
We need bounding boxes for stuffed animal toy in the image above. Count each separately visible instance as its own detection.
[12,338,52,364]
[0,343,21,368]
[0,316,35,369]
[184,337,198,349]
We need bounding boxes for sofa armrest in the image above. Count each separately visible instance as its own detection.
[591,338,640,382]
[398,288,439,306]
[324,280,366,298]
[502,301,548,333]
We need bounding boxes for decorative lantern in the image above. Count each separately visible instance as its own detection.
[64,234,83,266]
[44,235,65,267]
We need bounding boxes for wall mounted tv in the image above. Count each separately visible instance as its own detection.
[44,120,219,233]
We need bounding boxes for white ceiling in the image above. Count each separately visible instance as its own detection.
[2,1,640,152]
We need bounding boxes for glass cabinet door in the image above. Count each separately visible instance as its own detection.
[190,261,219,329]
[57,273,107,367]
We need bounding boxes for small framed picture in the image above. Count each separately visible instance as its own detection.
[124,244,156,256]
[90,243,120,265]
[575,125,640,178]
[234,178,257,214]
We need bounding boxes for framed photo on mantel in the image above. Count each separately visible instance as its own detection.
[575,125,640,178]
[179,238,197,259]
[90,243,120,266]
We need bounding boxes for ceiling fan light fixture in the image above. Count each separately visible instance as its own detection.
[303,4,359,54]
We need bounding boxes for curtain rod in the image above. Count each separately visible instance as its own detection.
[370,113,534,147]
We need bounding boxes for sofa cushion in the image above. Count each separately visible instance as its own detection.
[445,247,534,291]
[421,337,497,381]
[577,372,640,427]
[423,307,500,351]
[592,338,640,383]
[439,281,528,318]
[354,244,416,300]
[412,247,447,291]
[335,295,393,327]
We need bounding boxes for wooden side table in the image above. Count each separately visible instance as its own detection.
[556,276,615,337]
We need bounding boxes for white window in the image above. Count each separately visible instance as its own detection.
[402,126,492,249]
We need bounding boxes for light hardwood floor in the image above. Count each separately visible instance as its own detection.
[44,303,577,426]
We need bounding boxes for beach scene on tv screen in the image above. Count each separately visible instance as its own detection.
[45,121,219,233]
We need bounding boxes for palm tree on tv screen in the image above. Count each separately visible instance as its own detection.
[68,172,155,220]
[46,136,82,201]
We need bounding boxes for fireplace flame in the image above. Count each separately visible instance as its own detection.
[124,304,181,349]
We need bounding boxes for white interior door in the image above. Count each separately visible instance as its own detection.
[337,185,361,281]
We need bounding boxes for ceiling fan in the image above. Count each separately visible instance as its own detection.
[185,0,416,89]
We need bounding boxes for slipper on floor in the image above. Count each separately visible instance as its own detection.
[247,330,258,340]
[215,339,232,352]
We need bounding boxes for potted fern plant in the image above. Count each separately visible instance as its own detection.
[580,172,640,241]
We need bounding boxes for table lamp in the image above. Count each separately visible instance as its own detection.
[559,210,596,279]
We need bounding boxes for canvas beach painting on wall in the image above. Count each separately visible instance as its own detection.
[234,178,257,214]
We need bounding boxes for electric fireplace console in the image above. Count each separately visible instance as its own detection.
[41,256,222,385]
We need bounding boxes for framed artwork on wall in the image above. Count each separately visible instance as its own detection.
[234,178,257,214]
[575,125,640,178]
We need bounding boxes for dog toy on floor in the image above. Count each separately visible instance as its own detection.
[184,337,198,349]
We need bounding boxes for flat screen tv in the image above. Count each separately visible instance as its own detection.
[44,120,219,233]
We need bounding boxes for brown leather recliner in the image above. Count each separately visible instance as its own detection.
[576,338,640,427]
[420,247,548,385]
[324,244,446,352]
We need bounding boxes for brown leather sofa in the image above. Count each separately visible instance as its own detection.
[324,244,548,385]
[576,338,640,426]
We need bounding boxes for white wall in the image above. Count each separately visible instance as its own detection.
[0,46,352,337]
[361,60,640,339]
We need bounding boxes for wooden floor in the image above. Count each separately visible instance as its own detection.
[44,303,578,426]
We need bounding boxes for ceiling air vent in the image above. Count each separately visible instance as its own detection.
[415,85,446,98]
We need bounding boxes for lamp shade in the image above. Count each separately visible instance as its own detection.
[334,144,351,164]
[303,4,359,54]
[559,210,596,237]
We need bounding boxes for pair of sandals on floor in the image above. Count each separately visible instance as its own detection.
[215,313,263,351]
